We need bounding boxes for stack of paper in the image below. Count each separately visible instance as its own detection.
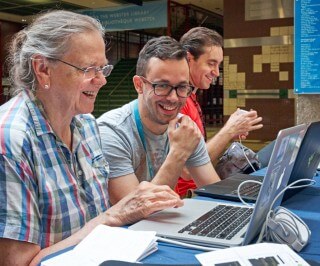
[41,225,157,266]
[196,243,310,266]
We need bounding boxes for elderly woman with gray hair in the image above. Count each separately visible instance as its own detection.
[0,10,183,265]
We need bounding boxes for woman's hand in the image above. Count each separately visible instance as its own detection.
[103,181,184,226]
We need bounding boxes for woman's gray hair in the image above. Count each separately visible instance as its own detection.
[7,10,105,94]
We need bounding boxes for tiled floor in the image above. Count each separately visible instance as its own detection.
[206,125,270,152]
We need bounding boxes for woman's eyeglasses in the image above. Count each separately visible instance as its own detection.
[52,58,113,79]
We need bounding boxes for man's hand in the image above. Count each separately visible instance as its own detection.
[167,115,202,162]
[223,108,263,140]
[103,182,184,226]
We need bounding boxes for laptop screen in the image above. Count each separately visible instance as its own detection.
[243,124,307,245]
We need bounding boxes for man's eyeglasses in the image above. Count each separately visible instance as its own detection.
[52,58,113,79]
[140,76,193,98]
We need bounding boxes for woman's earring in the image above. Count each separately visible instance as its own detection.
[44,84,49,90]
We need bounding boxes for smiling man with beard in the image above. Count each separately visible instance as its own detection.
[98,36,220,204]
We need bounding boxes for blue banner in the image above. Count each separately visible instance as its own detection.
[294,0,320,94]
[79,0,167,32]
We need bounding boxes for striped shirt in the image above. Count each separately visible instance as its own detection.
[0,90,110,248]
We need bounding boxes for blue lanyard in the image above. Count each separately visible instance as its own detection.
[132,99,155,178]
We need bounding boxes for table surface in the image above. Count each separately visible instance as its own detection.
[141,170,320,265]
[41,170,320,265]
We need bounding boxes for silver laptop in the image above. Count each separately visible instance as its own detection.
[195,121,320,203]
[129,124,307,248]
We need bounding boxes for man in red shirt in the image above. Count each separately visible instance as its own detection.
[175,27,263,197]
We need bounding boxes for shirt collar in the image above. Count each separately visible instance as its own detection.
[24,89,54,137]
[23,89,87,152]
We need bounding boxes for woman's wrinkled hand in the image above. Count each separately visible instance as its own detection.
[104,181,184,226]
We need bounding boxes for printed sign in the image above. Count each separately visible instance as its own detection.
[79,0,167,32]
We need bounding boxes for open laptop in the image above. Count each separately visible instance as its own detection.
[194,122,320,203]
[129,124,307,248]
[282,121,320,201]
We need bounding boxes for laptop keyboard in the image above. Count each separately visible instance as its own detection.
[230,183,261,197]
[178,205,253,240]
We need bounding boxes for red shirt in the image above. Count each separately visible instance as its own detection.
[181,94,205,136]
[175,93,206,197]
[181,93,206,139]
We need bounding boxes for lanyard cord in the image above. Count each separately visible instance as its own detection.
[132,99,155,178]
